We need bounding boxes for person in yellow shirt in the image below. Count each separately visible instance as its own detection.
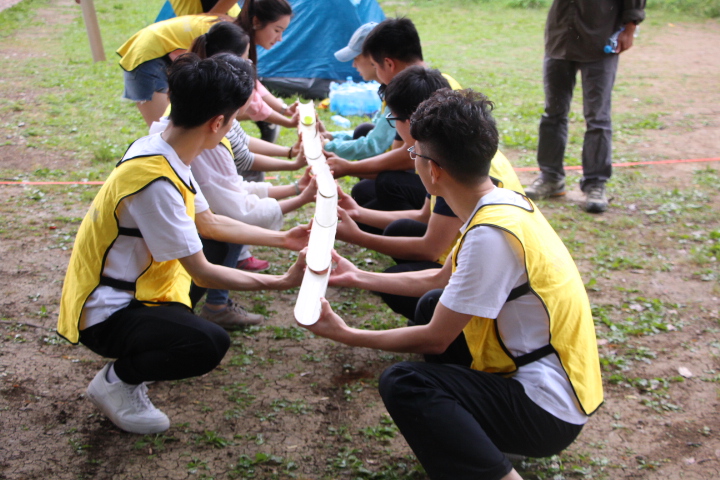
[117,18,247,126]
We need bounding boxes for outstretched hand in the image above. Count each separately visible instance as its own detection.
[282,247,307,289]
[336,186,361,220]
[324,150,351,179]
[299,297,348,341]
[328,249,361,288]
[282,223,311,251]
[334,207,362,243]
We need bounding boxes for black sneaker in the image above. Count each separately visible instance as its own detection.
[584,184,608,213]
[525,177,566,200]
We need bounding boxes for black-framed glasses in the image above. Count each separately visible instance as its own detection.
[407,145,441,167]
[385,112,407,128]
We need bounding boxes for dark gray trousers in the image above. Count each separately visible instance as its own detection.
[537,54,619,191]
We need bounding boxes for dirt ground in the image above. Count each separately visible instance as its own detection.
[1,2,720,480]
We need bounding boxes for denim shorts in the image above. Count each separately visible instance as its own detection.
[122,57,170,102]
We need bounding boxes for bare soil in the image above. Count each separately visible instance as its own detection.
[1,3,720,480]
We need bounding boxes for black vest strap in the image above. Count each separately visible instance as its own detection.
[514,344,556,367]
[99,275,136,292]
[118,227,143,238]
[506,282,530,302]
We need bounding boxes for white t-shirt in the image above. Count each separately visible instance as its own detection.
[440,187,588,425]
[80,133,207,329]
[149,118,283,231]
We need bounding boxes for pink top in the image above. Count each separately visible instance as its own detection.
[245,80,274,121]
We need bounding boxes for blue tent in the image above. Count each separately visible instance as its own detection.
[155,0,385,98]
[257,0,385,98]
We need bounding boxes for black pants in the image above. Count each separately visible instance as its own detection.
[79,301,230,385]
[379,290,583,480]
[353,122,375,139]
[377,220,442,321]
[351,170,426,212]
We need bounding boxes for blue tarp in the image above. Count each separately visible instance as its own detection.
[256,0,385,83]
[154,0,385,97]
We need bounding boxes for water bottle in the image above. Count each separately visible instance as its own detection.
[331,115,351,128]
[604,27,625,54]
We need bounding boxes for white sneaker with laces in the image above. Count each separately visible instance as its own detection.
[86,363,170,434]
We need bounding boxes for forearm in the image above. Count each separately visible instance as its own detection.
[343,147,414,176]
[353,206,425,230]
[193,262,291,291]
[251,153,301,172]
[248,137,293,157]
[331,322,440,354]
[197,211,287,248]
[261,92,286,113]
[278,195,307,214]
[268,184,296,200]
[264,110,295,128]
[352,266,448,297]
[348,231,436,261]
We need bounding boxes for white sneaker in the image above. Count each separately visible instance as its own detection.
[86,363,170,434]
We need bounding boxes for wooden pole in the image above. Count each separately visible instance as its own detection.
[79,0,106,62]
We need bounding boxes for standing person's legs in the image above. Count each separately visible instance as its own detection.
[379,362,583,480]
[530,57,578,198]
[578,55,618,191]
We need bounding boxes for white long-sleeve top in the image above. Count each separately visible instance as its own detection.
[149,118,283,232]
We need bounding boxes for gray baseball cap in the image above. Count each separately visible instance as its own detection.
[334,22,378,62]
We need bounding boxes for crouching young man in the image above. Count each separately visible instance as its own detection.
[58,54,307,435]
[303,89,603,480]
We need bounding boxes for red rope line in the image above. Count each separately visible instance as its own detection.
[2,157,718,185]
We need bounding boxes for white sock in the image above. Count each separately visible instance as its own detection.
[105,363,121,384]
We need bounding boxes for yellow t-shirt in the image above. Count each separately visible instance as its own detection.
[117,15,217,72]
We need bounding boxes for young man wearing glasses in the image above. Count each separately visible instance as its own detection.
[300,88,603,480]
[335,66,522,320]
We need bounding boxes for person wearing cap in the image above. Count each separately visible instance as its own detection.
[318,22,398,161]
[324,17,462,213]
[301,88,602,480]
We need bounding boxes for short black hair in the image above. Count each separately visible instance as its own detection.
[211,52,256,106]
[190,21,250,59]
[167,54,248,128]
[410,89,498,185]
[361,17,423,65]
[384,67,450,120]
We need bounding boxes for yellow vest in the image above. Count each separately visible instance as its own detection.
[451,196,603,416]
[57,155,196,344]
[441,73,462,91]
[169,0,240,17]
[117,15,217,72]
[434,150,524,264]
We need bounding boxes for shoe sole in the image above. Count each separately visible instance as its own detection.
[527,190,566,201]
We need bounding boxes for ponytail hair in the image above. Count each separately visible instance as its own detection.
[190,21,250,60]
[236,0,292,64]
